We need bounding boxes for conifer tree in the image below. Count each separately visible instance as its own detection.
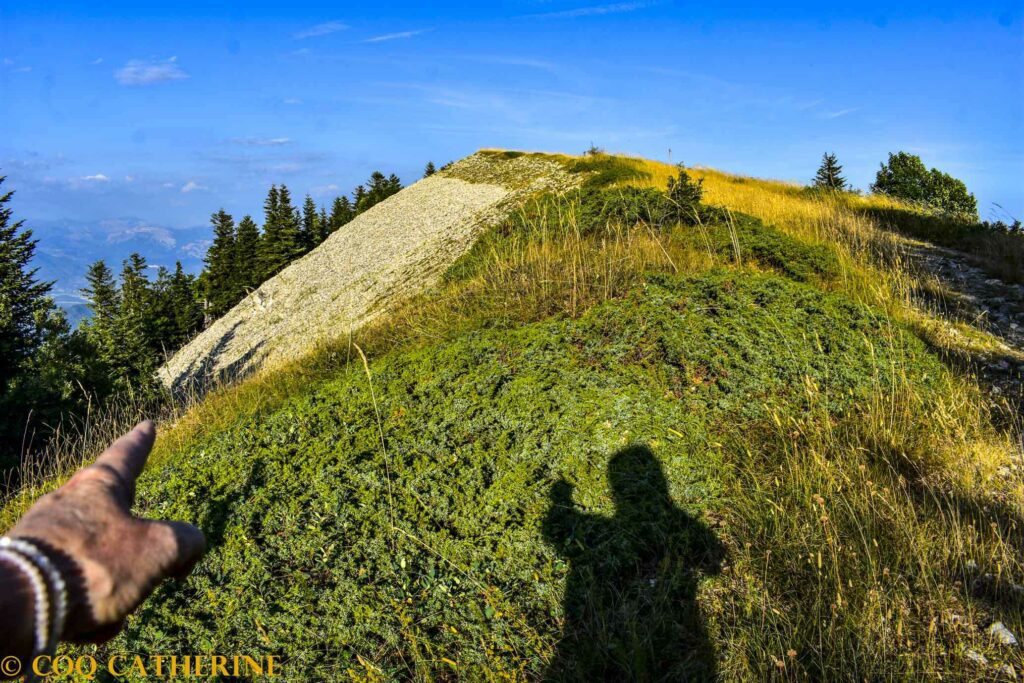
[0,177,53,392]
[353,185,367,213]
[272,185,302,269]
[315,206,330,246]
[80,260,120,363]
[424,161,436,177]
[0,181,110,466]
[149,265,176,355]
[258,185,282,281]
[356,172,402,214]
[169,261,201,347]
[202,209,237,319]
[331,196,354,232]
[112,253,156,391]
[300,194,318,253]
[233,215,261,294]
[813,152,848,191]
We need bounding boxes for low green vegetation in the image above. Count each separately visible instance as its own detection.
[8,150,1023,680]
[104,270,951,680]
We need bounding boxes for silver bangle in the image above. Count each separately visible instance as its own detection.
[0,548,50,657]
[0,537,68,655]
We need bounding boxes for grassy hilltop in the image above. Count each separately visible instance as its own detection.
[5,151,1023,680]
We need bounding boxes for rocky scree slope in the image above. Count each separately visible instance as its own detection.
[159,152,577,393]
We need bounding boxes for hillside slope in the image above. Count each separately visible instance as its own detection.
[13,151,1023,681]
[160,153,577,393]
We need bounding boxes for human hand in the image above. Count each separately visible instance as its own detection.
[7,420,206,643]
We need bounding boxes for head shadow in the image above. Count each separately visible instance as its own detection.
[542,445,725,681]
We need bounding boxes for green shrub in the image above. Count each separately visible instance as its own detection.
[567,155,651,188]
[871,151,978,222]
[102,271,942,680]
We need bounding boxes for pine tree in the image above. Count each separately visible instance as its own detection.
[353,185,367,213]
[424,161,436,177]
[113,253,156,391]
[202,209,237,319]
[260,184,302,277]
[666,165,705,222]
[233,215,261,295]
[0,177,53,392]
[315,206,330,246]
[813,152,848,191]
[169,261,202,347]
[258,185,282,282]
[330,196,354,232]
[80,260,120,362]
[149,265,176,355]
[300,194,318,253]
[0,181,110,467]
[356,172,402,214]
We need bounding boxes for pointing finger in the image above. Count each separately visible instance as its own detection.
[92,420,157,503]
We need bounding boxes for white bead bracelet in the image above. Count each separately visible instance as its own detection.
[0,537,69,661]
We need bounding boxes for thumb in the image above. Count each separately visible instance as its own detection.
[143,519,207,579]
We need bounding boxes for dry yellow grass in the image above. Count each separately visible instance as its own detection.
[5,150,1022,678]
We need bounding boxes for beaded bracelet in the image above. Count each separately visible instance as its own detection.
[0,547,50,656]
[0,537,68,656]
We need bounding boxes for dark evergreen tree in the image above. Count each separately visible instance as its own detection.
[315,206,330,246]
[424,161,436,177]
[233,215,261,294]
[169,261,202,347]
[353,185,367,213]
[813,152,848,191]
[666,165,705,221]
[80,260,120,366]
[258,185,282,282]
[260,184,302,277]
[355,172,402,214]
[202,209,237,319]
[112,253,157,393]
[330,196,355,233]
[149,265,177,356]
[300,194,318,253]
[0,177,53,393]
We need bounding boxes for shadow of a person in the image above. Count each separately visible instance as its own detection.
[543,446,725,682]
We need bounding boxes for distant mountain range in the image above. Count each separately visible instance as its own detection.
[27,217,209,325]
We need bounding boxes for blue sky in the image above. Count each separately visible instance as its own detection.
[1,1,1022,293]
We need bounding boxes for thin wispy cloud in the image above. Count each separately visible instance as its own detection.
[82,173,109,182]
[362,29,431,43]
[282,98,303,105]
[311,183,340,196]
[822,107,860,119]
[90,57,104,65]
[115,57,188,86]
[470,55,558,72]
[294,21,348,39]
[180,180,207,193]
[232,137,293,147]
[2,58,32,73]
[525,2,650,19]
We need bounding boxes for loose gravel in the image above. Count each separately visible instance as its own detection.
[159,152,579,393]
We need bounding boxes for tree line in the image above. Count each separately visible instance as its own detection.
[0,167,419,476]
[810,150,980,223]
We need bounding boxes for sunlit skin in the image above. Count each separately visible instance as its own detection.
[0,421,205,668]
